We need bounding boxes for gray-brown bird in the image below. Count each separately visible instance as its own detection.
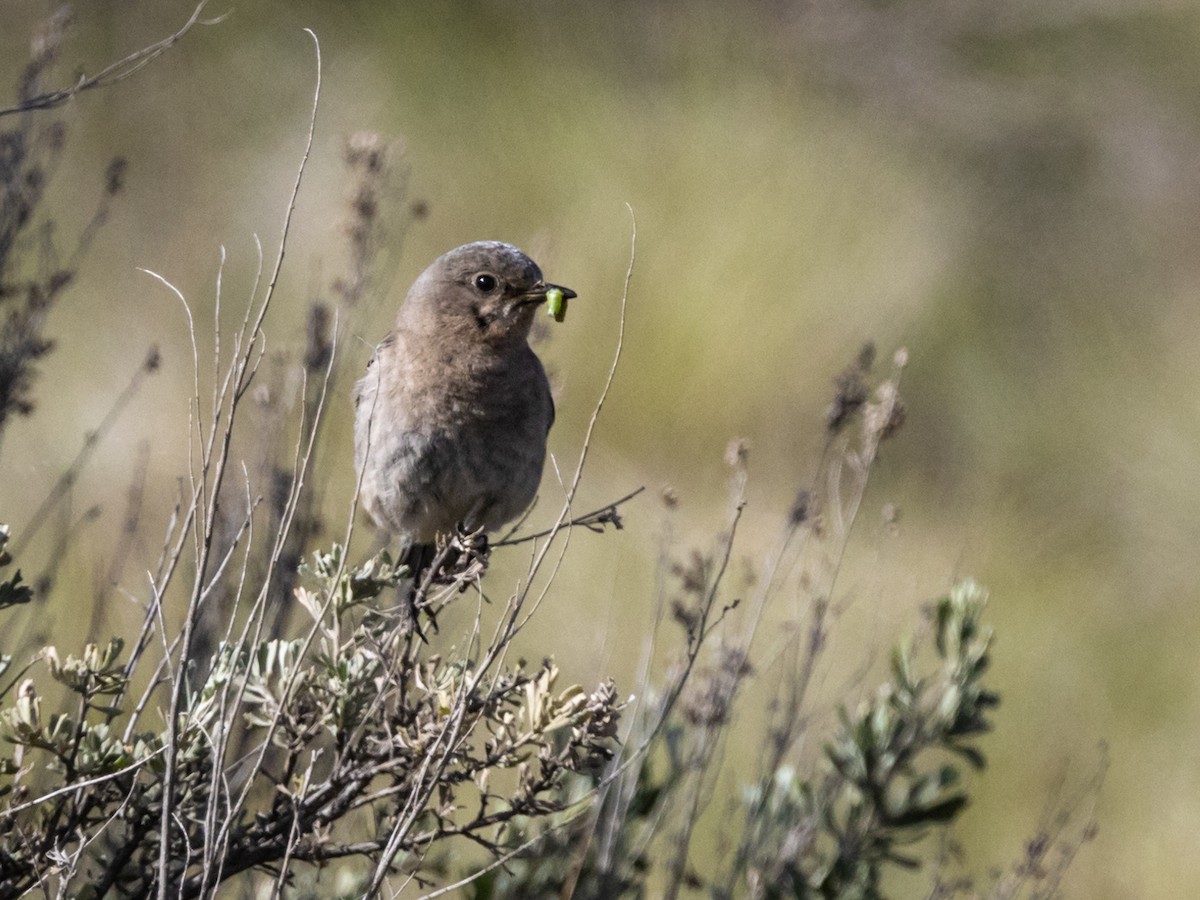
[353,241,576,557]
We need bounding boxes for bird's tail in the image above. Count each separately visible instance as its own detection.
[398,541,439,581]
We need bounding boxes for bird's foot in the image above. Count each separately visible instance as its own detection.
[451,524,491,590]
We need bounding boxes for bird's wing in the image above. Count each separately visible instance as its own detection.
[535,350,555,433]
[354,332,397,410]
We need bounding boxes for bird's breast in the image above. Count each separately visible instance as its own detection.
[353,338,552,540]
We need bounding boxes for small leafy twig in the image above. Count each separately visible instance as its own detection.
[494,486,644,547]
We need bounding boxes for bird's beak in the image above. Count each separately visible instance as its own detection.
[542,282,577,300]
[524,282,577,303]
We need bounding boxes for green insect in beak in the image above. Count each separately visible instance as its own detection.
[546,287,568,323]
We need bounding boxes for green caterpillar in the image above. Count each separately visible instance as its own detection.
[546,287,568,323]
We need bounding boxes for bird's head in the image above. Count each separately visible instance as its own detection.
[401,241,576,346]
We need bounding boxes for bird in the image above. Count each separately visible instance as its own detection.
[353,241,576,602]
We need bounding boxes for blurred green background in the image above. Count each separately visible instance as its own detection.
[4,0,1200,896]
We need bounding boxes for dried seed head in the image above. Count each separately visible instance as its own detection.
[344,131,387,172]
[856,341,877,372]
[671,549,709,596]
[725,438,750,470]
[305,303,333,372]
[865,382,906,442]
[880,395,906,440]
[30,8,70,67]
[825,343,875,433]
[680,646,752,727]
[354,193,378,224]
[47,270,72,295]
[40,122,67,157]
[788,489,811,526]
[105,157,128,195]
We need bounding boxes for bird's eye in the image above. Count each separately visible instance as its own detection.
[473,273,498,292]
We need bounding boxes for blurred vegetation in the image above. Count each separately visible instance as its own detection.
[1,0,1199,896]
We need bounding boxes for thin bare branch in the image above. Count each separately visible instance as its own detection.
[0,3,225,119]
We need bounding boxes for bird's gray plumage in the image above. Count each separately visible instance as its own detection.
[354,241,573,543]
